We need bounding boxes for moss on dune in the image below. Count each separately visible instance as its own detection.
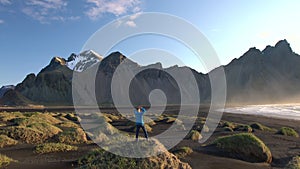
[212,133,272,163]
[78,140,192,169]
[236,125,253,133]
[250,122,276,132]
[277,127,299,137]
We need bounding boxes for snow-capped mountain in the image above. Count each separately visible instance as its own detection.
[66,50,103,72]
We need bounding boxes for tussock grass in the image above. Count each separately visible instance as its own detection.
[277,127,299,137]
[212,133,272,163]
[223,127,234,132]
[78,146,192,169]
[250,123,276,132]
[27,122,62,137]
[172,146,193,158]
[57,121,80,129]
[103,113,123,122]
[186,130,202,141]
[0,112,25,122]
[236,125,253,133]
[12,113,61,126]
[78,148,138,169]
[55,127,87,144]
[222,121,236,129]
[35,143,78,154]
[0,135,18,148]
[65,113,81,122]
[0,126,47,144]
[285,156,300,169]
[0,154,16,167]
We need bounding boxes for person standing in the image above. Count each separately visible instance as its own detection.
[134,106,148,141]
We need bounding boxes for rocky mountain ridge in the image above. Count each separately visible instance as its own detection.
[1,39,300,106]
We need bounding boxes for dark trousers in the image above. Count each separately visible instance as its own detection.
[135,124,148,139]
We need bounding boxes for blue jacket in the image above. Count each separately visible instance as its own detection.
[134,107,146,125]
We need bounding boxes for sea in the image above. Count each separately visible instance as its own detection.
[223,104,300,121]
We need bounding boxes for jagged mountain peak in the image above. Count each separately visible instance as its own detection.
[66,50,103,72]
[51,57,66,65]
[99,51,137,73]
[101,51,126,63]
[274,39,293,53]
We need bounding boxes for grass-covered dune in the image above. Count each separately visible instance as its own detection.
[78,143,192,169]
[277,127,299,137]
[211,133,272,163]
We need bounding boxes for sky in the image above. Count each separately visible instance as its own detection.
[1,0,300,86]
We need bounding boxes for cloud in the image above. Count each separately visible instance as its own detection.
[86,0,142,20]
[0,19,4,24]
[0,0,11,5]
[21,0,79,24]
[125,20,136,27]
[114,12,141,28]
[25,0,67,9]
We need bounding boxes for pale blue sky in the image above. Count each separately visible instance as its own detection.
[0,0,300,86]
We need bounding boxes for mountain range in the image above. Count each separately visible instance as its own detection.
[1,39,300,106]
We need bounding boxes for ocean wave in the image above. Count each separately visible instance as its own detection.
[223,104,300,121]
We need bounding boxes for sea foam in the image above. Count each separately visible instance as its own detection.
[223,104,300,121]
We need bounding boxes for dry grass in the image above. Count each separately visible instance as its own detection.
[186,130,202,141]
[35,143,78,154]
[78,143,192,169]
[1,126,47,144]
[57,121,80,129]
[0,112,25,122]
[0,154,16,167]
[64,113,81,122]
[0,135,18,148]
[285,156,300,169]
[12,113,61,126]
[55,127,87,144]
[172,146,193,158]
[27,122,62,137]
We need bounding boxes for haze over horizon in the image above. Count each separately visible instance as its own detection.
[1,0,300,86]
